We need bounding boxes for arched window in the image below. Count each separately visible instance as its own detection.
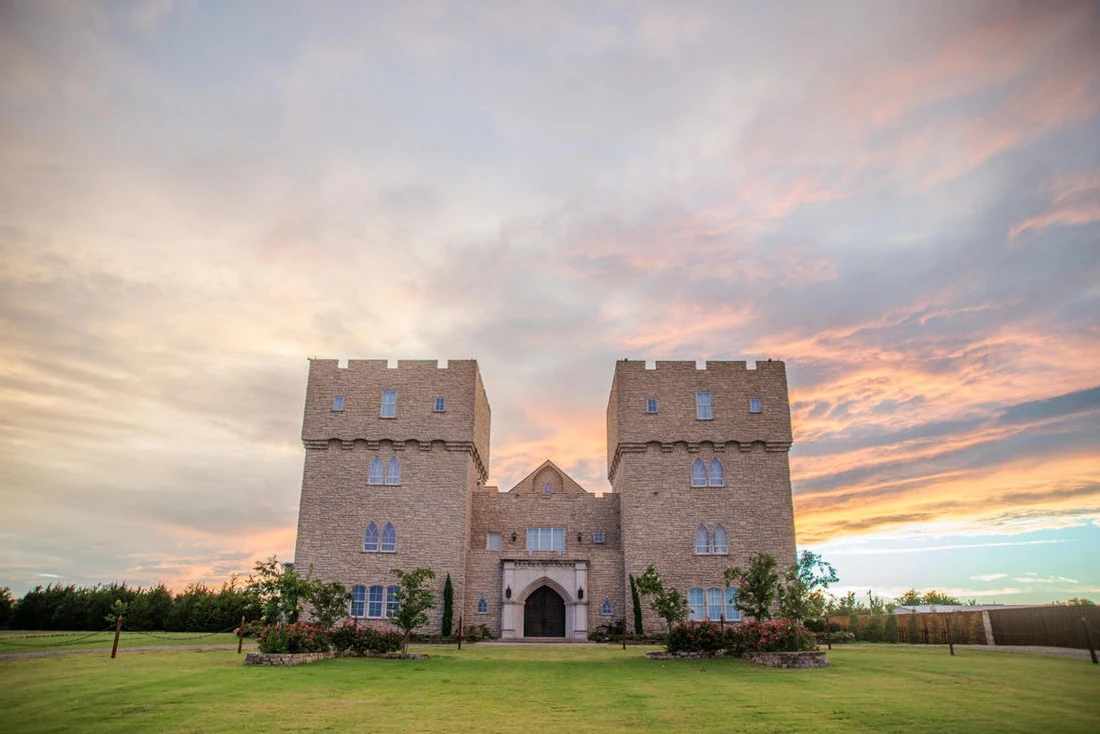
[350,584,366,617]
[363,522,379,552]
[601,600,612,615]
[477,598,488,614]
[385,585,399,618]
[725,587,740,621]
[367,585,384,618]
[707,588,723,620]
[708,459,724,487]
[688,588,705,621]
[384,457,400,485]
[691,459,707,487]
[381,522,396,552]
[694,525,710,554]
[368,457,384,485]
[712,524,728,554]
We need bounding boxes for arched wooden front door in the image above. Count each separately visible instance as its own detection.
[524,585,565,637]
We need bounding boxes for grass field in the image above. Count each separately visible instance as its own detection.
[0,630,247,652]
[1,643,1097,733]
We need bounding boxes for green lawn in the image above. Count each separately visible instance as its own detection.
[0,631,246,652]
[0,644,1096,733]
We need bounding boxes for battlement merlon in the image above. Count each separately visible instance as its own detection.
[301,358,491,471]
[606,358,792,473]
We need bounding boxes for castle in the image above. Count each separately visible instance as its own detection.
[293,358,796,638]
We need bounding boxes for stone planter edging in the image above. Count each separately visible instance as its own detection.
[743,651,830,668]
[644,650,829,668]
[244,651,337,666]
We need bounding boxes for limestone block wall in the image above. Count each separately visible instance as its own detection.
[466,488,625,636]
[293,440,478,632]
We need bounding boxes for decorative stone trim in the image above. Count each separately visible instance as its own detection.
[743,651,830,668]
[244,652,337,666]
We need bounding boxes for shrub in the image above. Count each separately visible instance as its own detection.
[240,620,266,638]
[588,620,625,642]
[736,619,817,653]
[666,621,732,654]
[257,622,332,654]
[330,623,403,655]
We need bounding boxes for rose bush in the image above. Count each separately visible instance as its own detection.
[257,622,332,654]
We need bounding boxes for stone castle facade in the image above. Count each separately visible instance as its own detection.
[293,358,796,638]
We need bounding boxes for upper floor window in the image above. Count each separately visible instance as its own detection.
[434,397,446,412]
[593,531,605,544]
[350,584,366,617]
[694,525,710,554]
[381,389,397,418]
[712,524,729,555]
[384,457,401,485]
[477,598,488,614]
[749,398,761,413]
[646,398,658,413]
[692,459,707,487]
[333,396,345,411]
[381,522,396,552]
[688,588,705,621]
[696,391,712,420]
[368,458,384,485]
[601,600,613,615]
[543,482,552,495]
[364,522,379,552]
[527,527,565,553]
[708,459,724,487]
[487,532,501,550]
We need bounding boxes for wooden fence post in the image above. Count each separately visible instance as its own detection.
[622,617,627,650]
[944,615,954,656]
[825,613,831,650]
[1082,617,1098,665]
[238,615,246,654]
[110,614,123,659]
[457,614,463,651]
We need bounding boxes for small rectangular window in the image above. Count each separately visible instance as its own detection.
[381,389,397,418]
[593,531,605,544]
[434,397,446,412]
[332,396,344,411]
[646,398,658,413]
[486,532,501,551]
[696,391,712,420]
[749,398,761,413]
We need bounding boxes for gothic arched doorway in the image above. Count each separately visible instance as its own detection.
[524,585,565,637]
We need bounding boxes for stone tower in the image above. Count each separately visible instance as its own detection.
[293,359,490,629]
[607,359,796,630]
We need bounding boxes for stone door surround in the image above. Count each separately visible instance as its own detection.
[500,559,589,640]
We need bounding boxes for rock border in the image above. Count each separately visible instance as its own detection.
[244,651,429,666]
[644,650,829,668]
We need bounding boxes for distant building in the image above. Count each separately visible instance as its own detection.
[293,358,796,638]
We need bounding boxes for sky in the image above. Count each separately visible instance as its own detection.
[1,0,1098,605]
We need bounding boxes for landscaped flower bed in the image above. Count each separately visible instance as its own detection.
[644,619,828,668]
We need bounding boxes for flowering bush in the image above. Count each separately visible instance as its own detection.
[257,622,332,654]
[737,619,816,653]
[665,619,816,654]
[666,621,733,653]
[330,623,404,655]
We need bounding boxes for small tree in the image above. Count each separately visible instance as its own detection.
[635,565,688,635]
[725,553,779,620]
[0,587,14,628]
[629,574,644,635]
[907,610,921,643]
[248,557,314,624]
[309,580,351,628]
[389,567,437,654]
[441,574,454,638]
